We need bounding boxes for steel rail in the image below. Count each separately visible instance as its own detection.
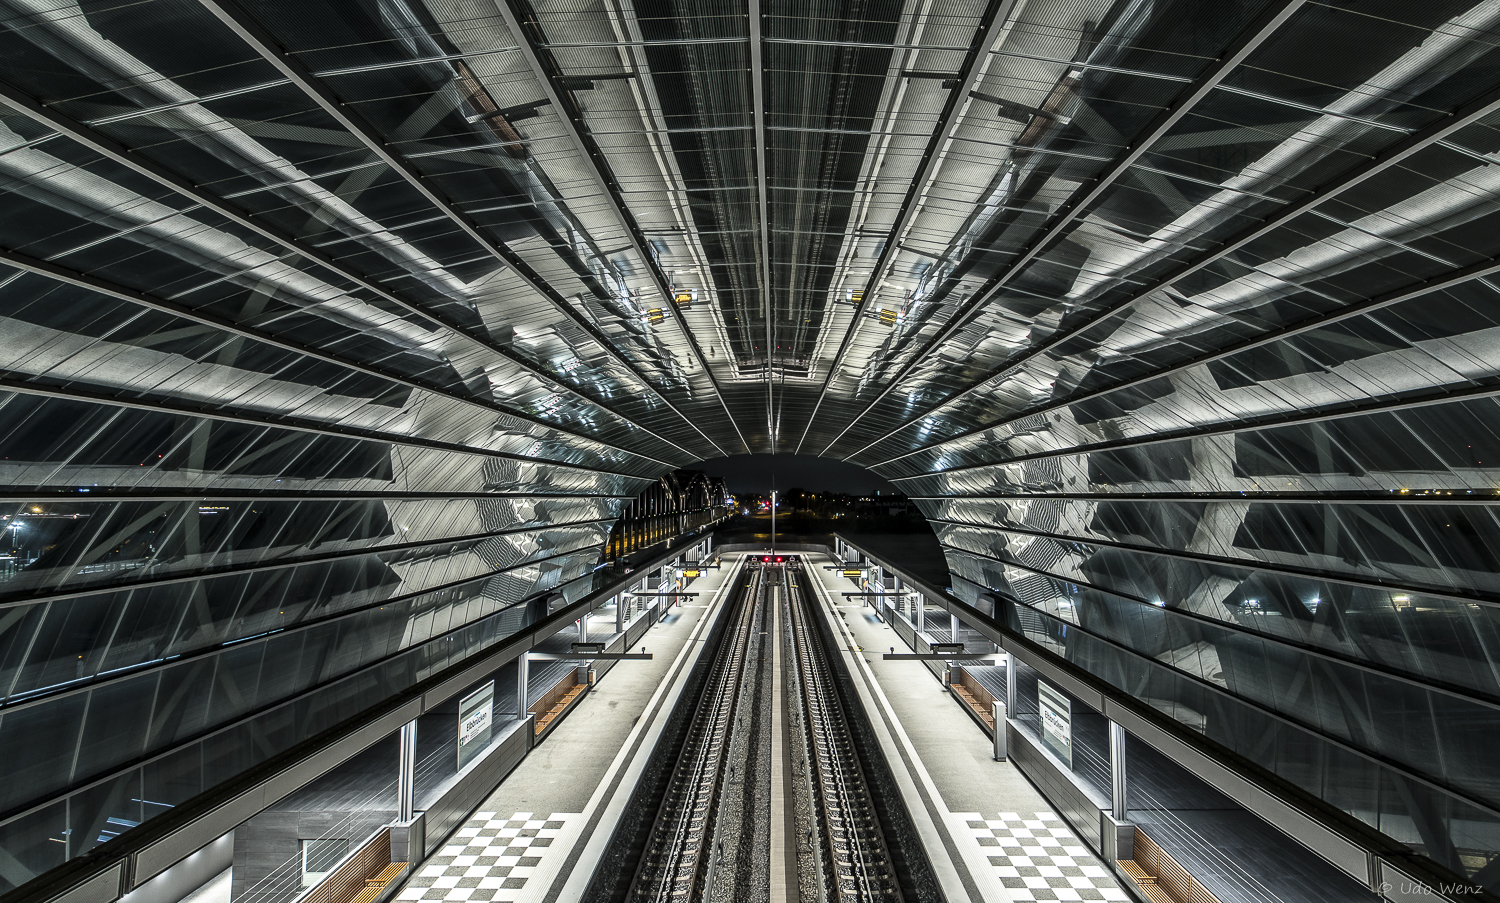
[813,0,1309,457]
[631,566,758,901]
[787,569,899,901]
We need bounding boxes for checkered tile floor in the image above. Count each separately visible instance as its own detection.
[397,811,574,902]
[963,811,1130,902]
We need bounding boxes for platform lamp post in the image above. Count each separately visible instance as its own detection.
[770,490,777,558]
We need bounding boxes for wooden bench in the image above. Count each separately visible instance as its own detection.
[1118,860,1156,885]
[366,863,407,887]
[949,684,995,728]
[534,684,587,734]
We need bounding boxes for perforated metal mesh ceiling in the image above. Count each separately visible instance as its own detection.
[3,0,1500,893]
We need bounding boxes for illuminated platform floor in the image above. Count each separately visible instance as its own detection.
[394,554,748,903]
[801,555,1130,903]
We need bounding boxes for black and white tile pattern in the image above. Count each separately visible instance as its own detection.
[963,810,1129,902]
[397,812,573,903]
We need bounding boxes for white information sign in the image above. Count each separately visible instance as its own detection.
[457,681,495,769]
[1038,680,1072,769]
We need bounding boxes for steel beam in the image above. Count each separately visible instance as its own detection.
[192,0,731,459]
[844,47,1500,464]
[937,517,1500,615]
[870,241,1500,469]
[747,0,775,448]
[491,0,749,455]
[814,0,1309,456]
[792,0,1019,452]
[0,245,681,468]
[0,73,697,462]
[0,375,647,480]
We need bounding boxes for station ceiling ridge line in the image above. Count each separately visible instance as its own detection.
[940,539,1500,714]
[935,514,1500,612]
[943,549,1500,823]
[489,0,752,456]
[866,248,1500,470]
[843,56,1500,465]
[191,0,733,461]
[0,245,688,470]
[0,73,707,465]
[0,374,660,481]
[816,0,1310,458]
[879,377,1500,481]
[0,515,616,614]
[749,0,775,449]
[792,0,1020,454]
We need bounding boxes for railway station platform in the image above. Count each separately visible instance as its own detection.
[799,555,1132,903]
[391,553,750,903]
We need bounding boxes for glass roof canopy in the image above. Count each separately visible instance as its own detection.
[3,0,1500,893]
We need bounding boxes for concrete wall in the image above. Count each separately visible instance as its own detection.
[422,721,532,860]
[1008,723,1108,858]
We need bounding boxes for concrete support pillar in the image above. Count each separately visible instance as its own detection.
[517,652,529,718]
[1111,720,1128,820]
[992,702,1007,761]
[397,719,417,823]
[616,594,625,634]
[915,591,924,633]
[1005,652,1017,715]
[951,610,960,644]
[579,611,587,645]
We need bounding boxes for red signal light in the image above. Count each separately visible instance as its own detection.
[775,556,783,562]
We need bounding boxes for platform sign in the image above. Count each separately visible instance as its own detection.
[458,681,494,769]
[1038,680,1072,768]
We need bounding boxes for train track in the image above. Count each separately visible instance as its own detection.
[787,570,904,903]
[629,566,761,903]
[618,558,906,903]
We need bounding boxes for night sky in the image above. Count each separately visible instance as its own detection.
[692,454,902,496]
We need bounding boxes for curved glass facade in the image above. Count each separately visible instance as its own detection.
[2,0,1500,894]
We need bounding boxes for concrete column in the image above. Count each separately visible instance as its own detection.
[397,719,417,822]
[1111,720,1128,820]
[915,592,924,633]
[616,594,625,634]
[579,611,587,644]
[992,702,1007,761]
[517,652,529,718]
[951,610,960,644]
[1004,652,1017,714]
